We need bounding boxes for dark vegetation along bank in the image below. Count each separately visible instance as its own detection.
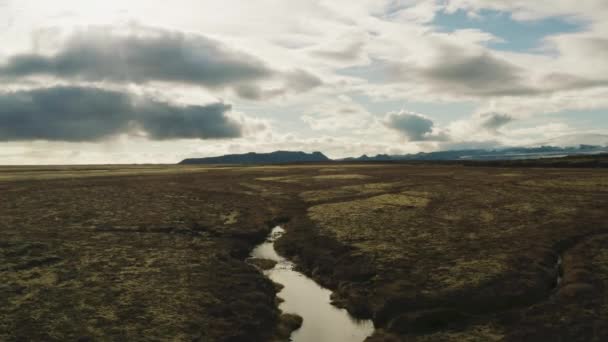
[1,162,608,341]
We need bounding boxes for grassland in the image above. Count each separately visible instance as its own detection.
[0,166,290,341]
[272,164,608,341]
[1,163,608,341]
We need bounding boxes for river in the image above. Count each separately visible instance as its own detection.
[250,226,374,342]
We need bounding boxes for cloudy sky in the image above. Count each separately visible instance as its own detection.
[1,0,608,164]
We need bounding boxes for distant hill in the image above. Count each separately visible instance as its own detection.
[179,151,330,165]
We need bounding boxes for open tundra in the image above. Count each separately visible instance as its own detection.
[1,163,608,341]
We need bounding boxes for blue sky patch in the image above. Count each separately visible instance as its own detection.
[432,9,585,52]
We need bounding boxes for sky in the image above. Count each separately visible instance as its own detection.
[1,0,608,164]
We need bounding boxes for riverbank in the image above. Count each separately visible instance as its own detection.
[270,166,608,340]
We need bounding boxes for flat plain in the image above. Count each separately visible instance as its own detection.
[1,163,607,341]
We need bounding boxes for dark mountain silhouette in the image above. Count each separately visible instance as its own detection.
[179,151,330,165]
[179,144,608,165]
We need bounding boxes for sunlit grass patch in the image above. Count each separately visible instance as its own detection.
[312,174,372,181]
[239,182,285,197]
[416,324,504,342]
[314,191,430,214]
[428,257,508,291]
[300,182,401,202]
[257,173,372,184]
[589,237,608,287]
[230,166,286,172]
[307,192,430,241]
[319,168,347,172]
[256,175,306,183]
[363,192,430,208]
[498,173,522,177]
[521,177,608,191]
[502,201,576,217]
[503,202,536,213]
[309,192,430,223]
[0,165,215,182]
[220,210,239,225]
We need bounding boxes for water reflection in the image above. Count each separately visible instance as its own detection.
[250,227,374,342]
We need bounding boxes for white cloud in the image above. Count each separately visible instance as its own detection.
[385,111,440,141]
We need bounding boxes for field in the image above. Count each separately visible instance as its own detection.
[1,163,608,341]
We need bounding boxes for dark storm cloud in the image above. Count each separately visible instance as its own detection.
[0,27,273,88]
[0,86,242,142]
[137,101,241,140]
[385,111,447,141]
[480,112,514,131]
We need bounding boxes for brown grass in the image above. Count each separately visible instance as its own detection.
[2,163,608,341]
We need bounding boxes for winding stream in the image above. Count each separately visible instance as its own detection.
[250,226,374,342]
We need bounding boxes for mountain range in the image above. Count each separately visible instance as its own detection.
[179,144,608,165]
[341,144,608,162]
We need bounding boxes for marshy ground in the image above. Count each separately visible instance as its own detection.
[1,163,607,341]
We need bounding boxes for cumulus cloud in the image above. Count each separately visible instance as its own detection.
[389,45,536,97]
[385,111,448,141]
[422,53,530,96]
[0,26,323,99]
[0,86,243,142]
[0,26,273,86]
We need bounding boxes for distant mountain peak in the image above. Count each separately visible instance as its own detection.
[179,151,330,165]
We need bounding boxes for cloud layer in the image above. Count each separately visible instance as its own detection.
[0,1,607,163]
[0,86,242,142]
